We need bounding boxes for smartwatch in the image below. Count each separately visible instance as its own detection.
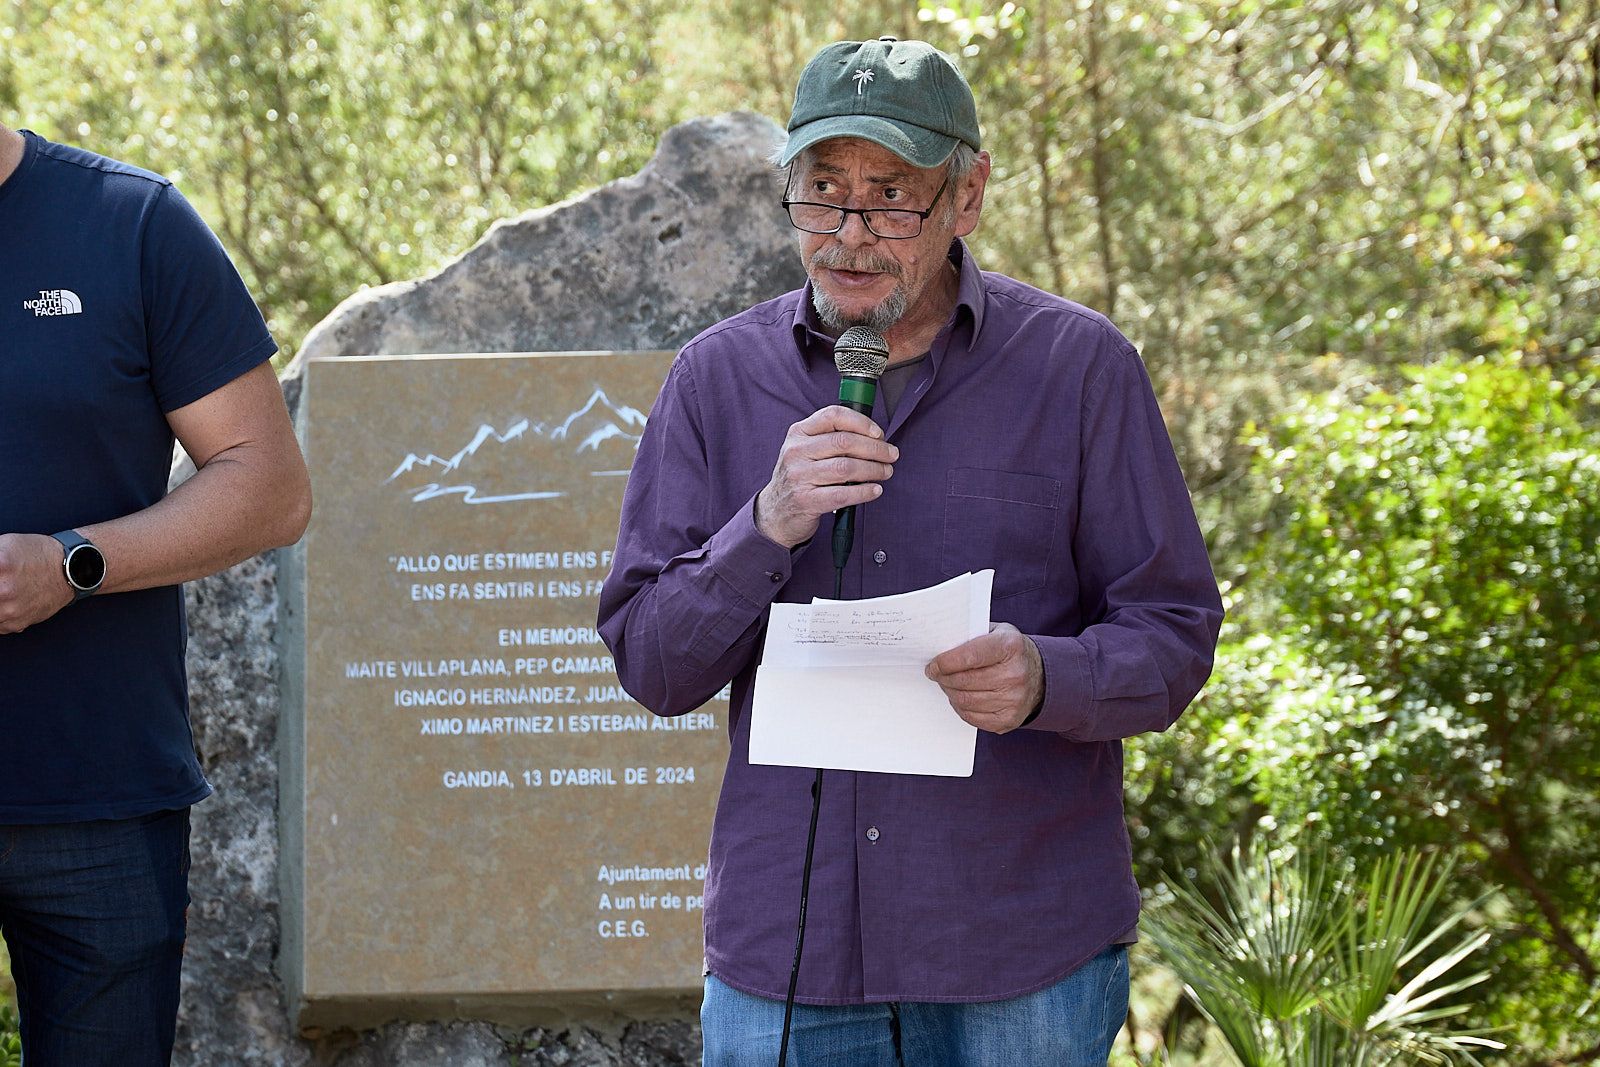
[50,530,106,601]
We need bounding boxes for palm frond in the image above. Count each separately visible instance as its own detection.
[1148,839,1504,1067]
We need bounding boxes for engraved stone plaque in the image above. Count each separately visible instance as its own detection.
[285,352,721,1026]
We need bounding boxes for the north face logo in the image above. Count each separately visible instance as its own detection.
[23,289,83,316]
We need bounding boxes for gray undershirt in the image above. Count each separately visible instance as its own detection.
[879,353,930,423]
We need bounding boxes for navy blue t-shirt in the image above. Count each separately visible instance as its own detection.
[0,131,277,822]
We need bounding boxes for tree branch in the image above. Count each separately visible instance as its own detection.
[1085,0,1118,317]
[1032,0,1067,298]
[1463,815,1598,983]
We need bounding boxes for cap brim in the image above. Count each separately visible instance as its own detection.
[779,114,958,170]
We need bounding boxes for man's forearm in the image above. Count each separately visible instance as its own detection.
[1025,609,1221,740]
[0,436,309,635]
[82,439,310,595]
[599,495,796,717]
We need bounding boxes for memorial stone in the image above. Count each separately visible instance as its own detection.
[292,350,717,1025]
[173,111,805,1065]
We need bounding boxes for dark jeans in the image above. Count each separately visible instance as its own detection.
[0,808,191,1067]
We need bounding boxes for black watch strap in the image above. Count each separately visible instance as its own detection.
[50,529,105,601]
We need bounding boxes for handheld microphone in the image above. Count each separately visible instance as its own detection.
[834,325,890,416]
[831,326,890,571]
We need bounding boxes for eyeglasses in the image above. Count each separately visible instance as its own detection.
[782,172,951,240]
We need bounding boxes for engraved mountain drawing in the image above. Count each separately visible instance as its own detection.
[386,387,649,505]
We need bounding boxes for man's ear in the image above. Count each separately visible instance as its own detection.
[952,151,992,239]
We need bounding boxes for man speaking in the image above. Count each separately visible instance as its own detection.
[599,38,1221,1065]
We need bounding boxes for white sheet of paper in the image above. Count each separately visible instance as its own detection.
[749,571,993,777]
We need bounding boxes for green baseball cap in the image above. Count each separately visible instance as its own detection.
[781,37,981,170]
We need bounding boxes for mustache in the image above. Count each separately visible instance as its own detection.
[808,246,903,279]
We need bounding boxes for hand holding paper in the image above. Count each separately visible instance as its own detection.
[924,623,1045,734]
[749,571,993,777]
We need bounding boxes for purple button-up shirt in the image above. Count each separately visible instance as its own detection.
[598,241,1222,1004]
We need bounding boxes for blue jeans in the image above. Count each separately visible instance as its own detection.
[0,809,191,1067]
[702,943,1128,1066]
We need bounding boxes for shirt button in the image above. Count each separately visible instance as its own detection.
[865,826,880,843]
[873,550,887,565]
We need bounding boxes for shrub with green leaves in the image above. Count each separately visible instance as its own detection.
[1203,357,1600,1054]
[0,1004,17,1067]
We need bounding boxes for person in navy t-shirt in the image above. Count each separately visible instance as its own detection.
[0,122,312,1064]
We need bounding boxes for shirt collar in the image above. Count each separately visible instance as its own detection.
[789,239,989,362]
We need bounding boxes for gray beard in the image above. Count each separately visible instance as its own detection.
[811,283,908,334]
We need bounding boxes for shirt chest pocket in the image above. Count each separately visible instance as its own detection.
[939,468,1062,599]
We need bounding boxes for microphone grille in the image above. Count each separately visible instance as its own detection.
[833,326,890,380]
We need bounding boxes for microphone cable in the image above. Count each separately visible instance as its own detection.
[776,326,889,1067]
[775,564,842,1067]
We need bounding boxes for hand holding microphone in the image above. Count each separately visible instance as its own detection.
[754,328,895,551]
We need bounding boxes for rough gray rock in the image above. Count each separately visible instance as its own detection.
[176,464,313,1067]
[324,1022,510,1067]
[297,111,802,362]
[174,111,802,1066]
[618,1020,705,1067]
[510,1027,622,1067]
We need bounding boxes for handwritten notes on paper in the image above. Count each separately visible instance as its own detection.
[748,571,993,777]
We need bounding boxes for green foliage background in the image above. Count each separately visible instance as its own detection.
[3,0,1597,1062]
[1148,359,1600,1061]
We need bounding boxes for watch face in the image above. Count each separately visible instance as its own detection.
[65,543,106,590]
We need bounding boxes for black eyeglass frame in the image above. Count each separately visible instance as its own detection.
[781,170,952,240]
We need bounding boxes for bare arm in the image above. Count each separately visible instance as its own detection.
[0,363,310,632]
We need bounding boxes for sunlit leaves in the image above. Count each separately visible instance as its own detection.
[4,0,675,362]
[1210,356,1600,1054]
